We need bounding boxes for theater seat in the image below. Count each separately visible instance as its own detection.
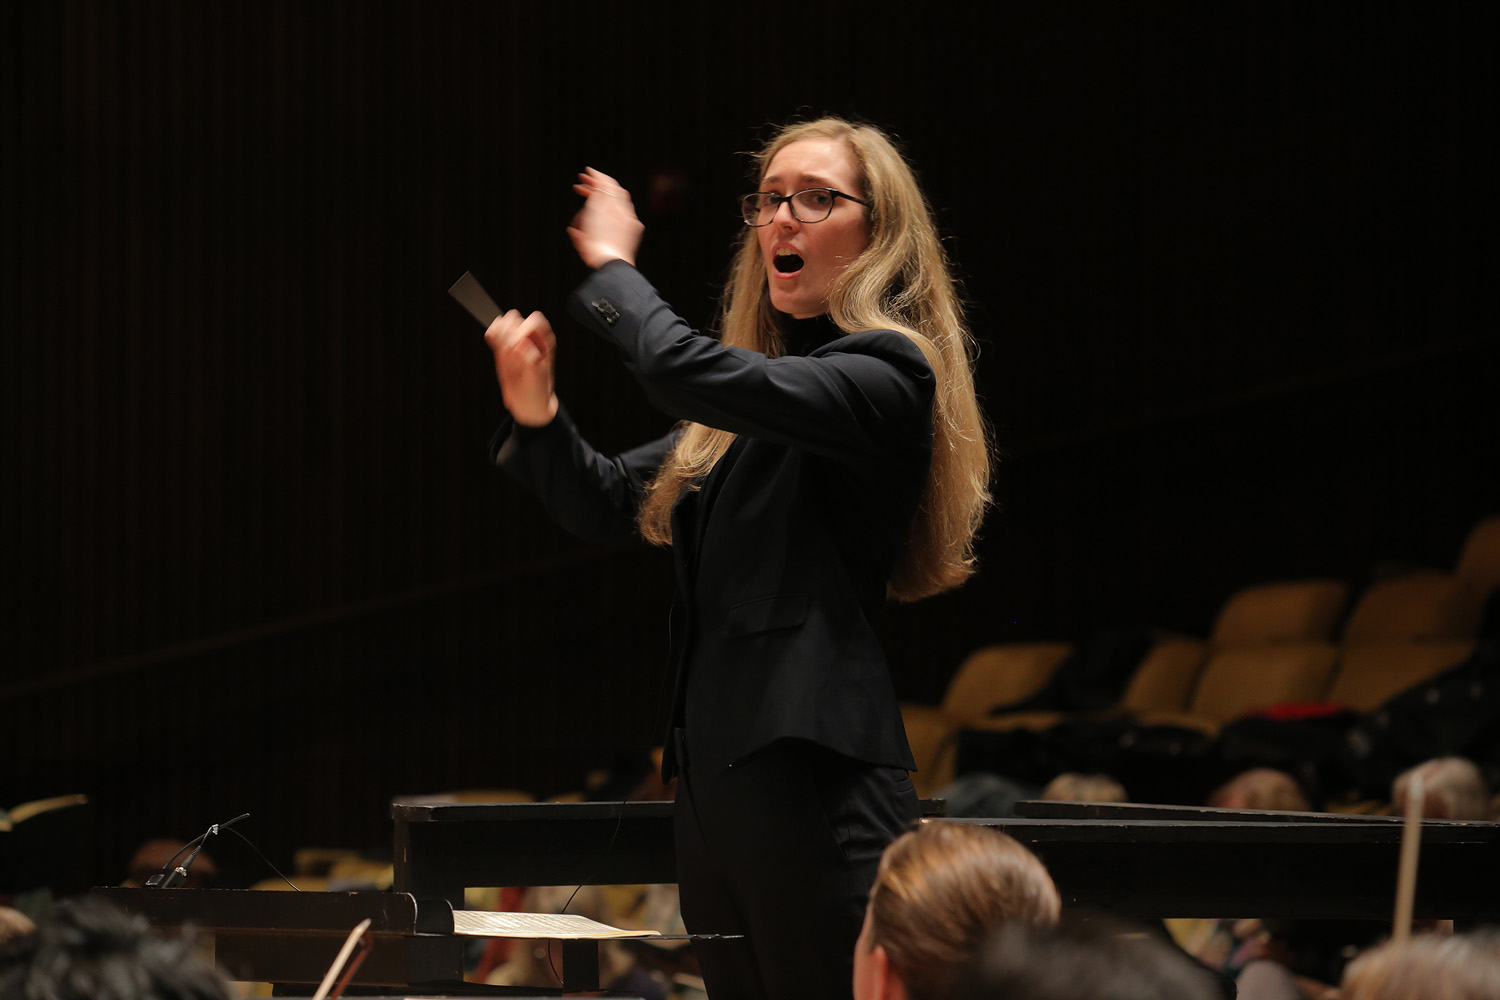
[1456,514,1500,613]
[1136,641,1340,735]
[1209,579,1350,645]
[1326,639,1476,712]
[976,637,1210,734]
[1118,638,1212,714]
[1342,573,1485,643]
[902,641,1073,796]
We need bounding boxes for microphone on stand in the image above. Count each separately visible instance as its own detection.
[144,813,251,888]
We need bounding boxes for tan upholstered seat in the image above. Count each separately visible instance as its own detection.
[1324,525,1495,715]
[1325,639,1475,712]
[976,579,1350,740]
[1136,641,1340,735]
[1455,514,1500,610]
[1118,638,1212,714]
[902,641,1073,796]
[938,642,1074,716]
[1342,572,1484,643]
[975,637,1210,734]
[1209,580,1351,645]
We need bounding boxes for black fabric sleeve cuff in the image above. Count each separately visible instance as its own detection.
[487,408,567,467]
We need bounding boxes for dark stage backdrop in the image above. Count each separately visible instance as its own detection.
[4,3,1493,886]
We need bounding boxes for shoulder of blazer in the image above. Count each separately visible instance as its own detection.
[808,327,933,375]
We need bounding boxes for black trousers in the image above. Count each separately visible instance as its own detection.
[672,732,920,1000]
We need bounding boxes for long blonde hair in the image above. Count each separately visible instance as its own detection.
[637,117,992,601]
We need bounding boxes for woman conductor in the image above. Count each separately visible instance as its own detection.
[485,117,991,1000]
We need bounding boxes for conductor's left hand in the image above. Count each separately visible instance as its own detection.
[485,309,559,427]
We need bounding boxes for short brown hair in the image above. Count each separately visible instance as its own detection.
[866,821,1060,1000]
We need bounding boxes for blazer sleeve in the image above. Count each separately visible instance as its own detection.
[567,262,935,462]
[489,405,677,541]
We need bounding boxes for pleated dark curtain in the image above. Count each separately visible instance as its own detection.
[3,2,1490,881]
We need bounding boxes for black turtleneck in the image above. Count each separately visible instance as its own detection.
[776,312,842,358]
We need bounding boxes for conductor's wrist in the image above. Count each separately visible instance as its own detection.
[511,394,559,428]
[590,250,635,270]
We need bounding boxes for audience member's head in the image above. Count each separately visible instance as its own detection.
[952,914,1224,1000]
[0,897,235,1000]
[1207,768,1311,812]
[1393,757,1490,820]
[854,820,1060,1000]
[1041,772,1128,804]
[0,907,35,946]
[1340,931,1500,1000]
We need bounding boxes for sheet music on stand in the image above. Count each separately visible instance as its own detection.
[451,910,661,940]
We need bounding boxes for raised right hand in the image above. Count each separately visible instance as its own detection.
[567,167,644,269]
[485,309,559,427]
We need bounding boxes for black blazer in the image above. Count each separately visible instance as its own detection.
[495,262,933,777]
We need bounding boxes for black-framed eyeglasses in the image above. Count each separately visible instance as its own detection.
[740,188,871,226]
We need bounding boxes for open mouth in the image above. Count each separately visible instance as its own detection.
[773,249,804,274]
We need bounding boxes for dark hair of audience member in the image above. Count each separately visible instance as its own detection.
[860,820,1060,1000]
[1340,931,1500,1000]
[0,897,236,1000]
[952,914,1225,1000]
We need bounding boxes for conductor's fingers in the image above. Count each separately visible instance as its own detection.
[579,167,632,202]
[583,165,624,189]
[484,309,524,349]
[515,310,554,346]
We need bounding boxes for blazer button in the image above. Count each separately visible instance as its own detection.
[592,298,621,325]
